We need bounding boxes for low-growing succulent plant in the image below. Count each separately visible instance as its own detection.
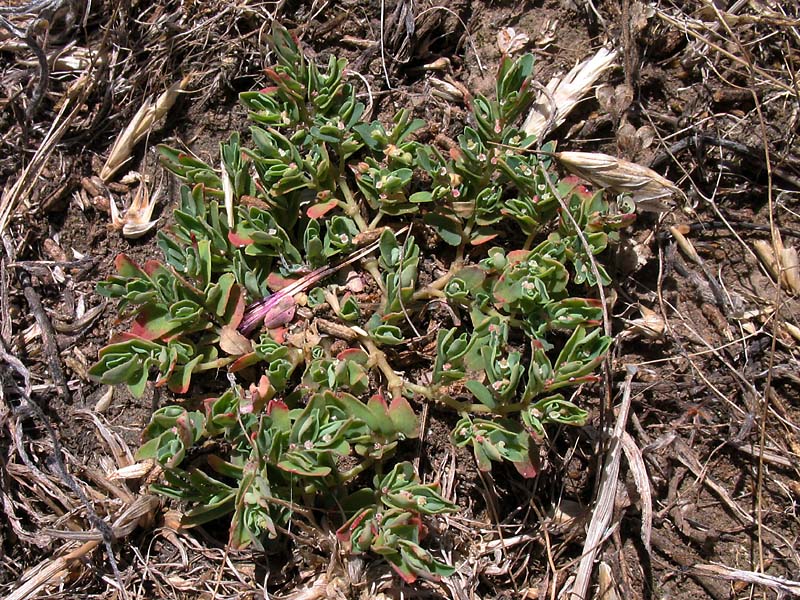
[90,23,635,581]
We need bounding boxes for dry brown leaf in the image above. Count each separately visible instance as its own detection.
[621,304,665,340]
[219,325,254,356]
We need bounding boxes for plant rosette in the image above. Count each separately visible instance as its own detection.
[90,22,635,581]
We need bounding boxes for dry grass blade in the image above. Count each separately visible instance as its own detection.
[522,47,617,140]
[620,431,652,553]
[100,74,192,182]
[566,367,636,600]
[5,495,159,600]
[690,563,800,596]
[555,151,680,211]
[653,7,798,98]
[3,539,104,600]
[0,73,96,233]
[672,437,754,527]
[597,561,621,600]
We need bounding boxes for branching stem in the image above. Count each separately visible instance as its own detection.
[339,177,369,232]
[362,337,404,399]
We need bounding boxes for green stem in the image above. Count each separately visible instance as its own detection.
[522,229,538,251]
[411,262,460,301]
[368,212,384,230]
[362,258,386,295]
[340,458,374,483]
[403,381,491,414]
[338,177,369,232]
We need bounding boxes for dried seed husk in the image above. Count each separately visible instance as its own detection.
[754,238,800,295]
[523,47,617,140]
[109,182,160,239]
[555,151,679,211]
[621,305,666,340]
[100,74,192,181]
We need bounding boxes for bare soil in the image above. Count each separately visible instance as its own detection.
[2,1,800,599]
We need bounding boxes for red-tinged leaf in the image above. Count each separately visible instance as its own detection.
[513,452,539,479]
[249,375,271,400]
[266,272,299,292]
[143,260,163,276]
[228,230,253,247]
[264,67,281,81]
[225,286,246,329]
[448,146,462,161]
[243,376,272,413]
[506,249,530,264]
[115,254,147,278]
[219,325,253,356]
[130,305,180,340]
[266,398,291,431]
[336,508,372,543]
[387,396,419,438]
[266,399,289,415]
[228,352,261,373]
[154,363,176,389]
[306,197,339,219]
[388,562,418,584]
[259,86,278,94]
[367,393,389,421]
[167,356,201,394]
[269,326,288,344]
[277,459,331,477]
[409,513,426,534]
[336,348,369,364]
[562,175,592,198]
[470,231,499,246]
[108,331,144,344]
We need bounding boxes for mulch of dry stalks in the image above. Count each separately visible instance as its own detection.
[2,1,800,598]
